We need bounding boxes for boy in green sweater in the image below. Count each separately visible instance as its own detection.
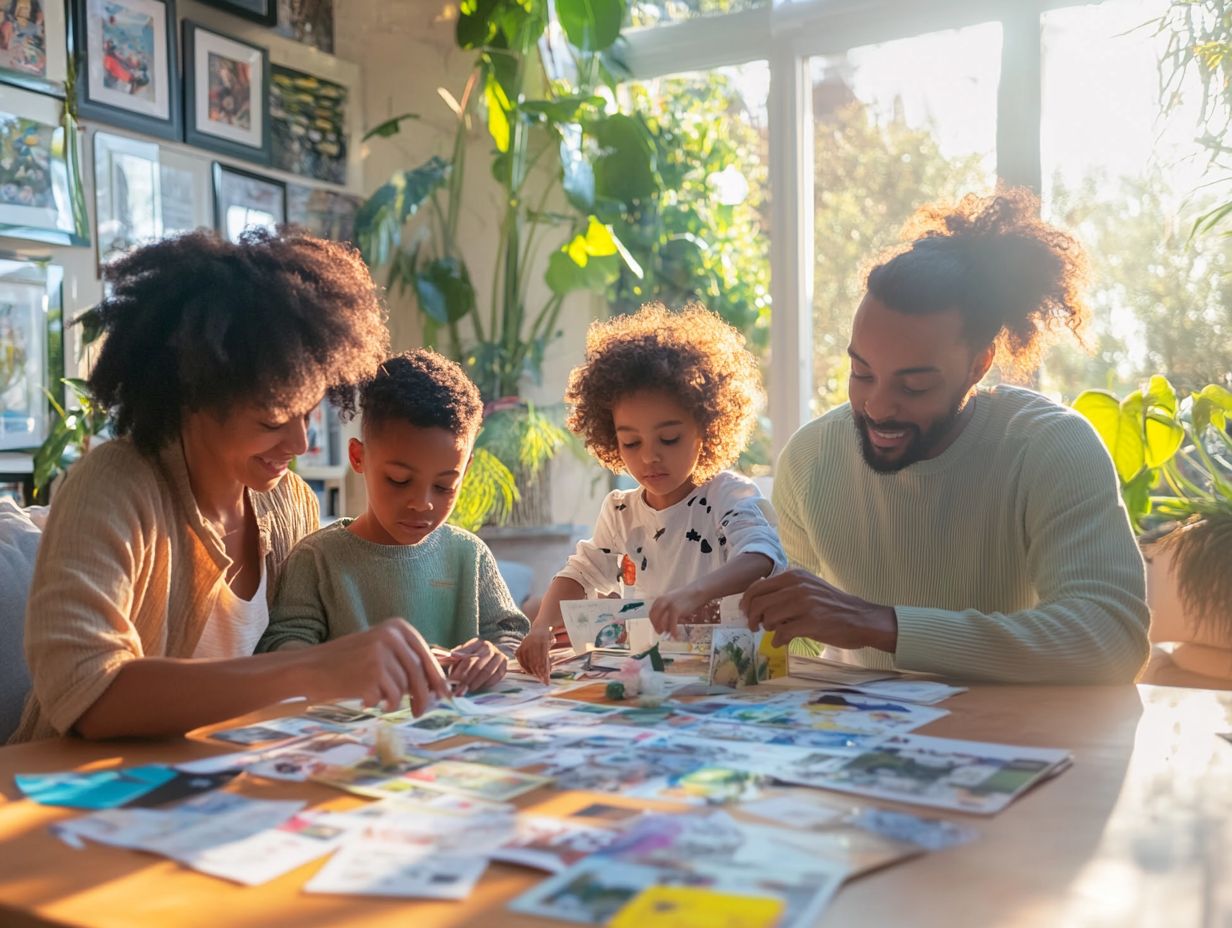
[258,350,529,694]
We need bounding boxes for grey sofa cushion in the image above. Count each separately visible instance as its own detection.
[0,499,42,742]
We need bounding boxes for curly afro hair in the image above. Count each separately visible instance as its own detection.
[867,187,1090,378]
[358,349,483,440]
[566,302,763,481]
[88,228,390,453]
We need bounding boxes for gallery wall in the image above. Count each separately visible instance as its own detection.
[1,0,605,528]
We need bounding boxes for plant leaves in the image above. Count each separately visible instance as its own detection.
[450,447,518,532]
[362,112,421,142]
[354,157,451,267]
[484,75,512,153]
[413,257,477,325]
[1073,389,1147,484]
[555,0,624,51]
[588,113,658,205]
[1191,383,1232,434]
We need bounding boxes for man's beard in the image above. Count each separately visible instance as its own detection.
[853,398,964,474]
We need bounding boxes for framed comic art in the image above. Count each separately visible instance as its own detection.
[198,0,276,27]
[0,0,69,95]
[0,89,90,246]
[213,161,284,242]
[184,21,271,164]
[71,0,182,141]
[0,254,63,451]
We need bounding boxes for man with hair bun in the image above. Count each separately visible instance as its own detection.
[742,190,1149,684]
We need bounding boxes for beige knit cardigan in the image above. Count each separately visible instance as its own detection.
[10,438,318,743]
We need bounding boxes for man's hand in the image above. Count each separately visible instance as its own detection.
[648,587,711,636]
[445,638,508,696]
[740,569,898,652]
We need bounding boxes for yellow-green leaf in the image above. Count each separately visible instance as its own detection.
[1073,389,1145,484]
[484,79,511,153]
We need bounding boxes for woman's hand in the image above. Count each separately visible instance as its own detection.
[311,618,451,714]
[515,626,555,684]
[445,638,508,696]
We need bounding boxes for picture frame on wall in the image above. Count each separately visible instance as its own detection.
[275,0,332,53]
[185,21,271,164]
[270,64,347,185]
[213,162,285,243]
[93,131,161,266]
[0,89,90,246]
[93,131,213,267]
[287,184,360,244]
[197,0,277,26]
[0,0,69,96]
[71,0,182,141]
[0,255,64,452]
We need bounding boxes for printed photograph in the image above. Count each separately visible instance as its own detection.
[0,115,52,209]
[207,51,251,129]
[0,0,46,78]
[0,266,48,450]
[99,1,156,100]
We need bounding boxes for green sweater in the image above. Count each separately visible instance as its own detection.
[775,385,1150,683]
[258,521,529,653]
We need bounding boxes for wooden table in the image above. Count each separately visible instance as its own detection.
[1,683,1229,927]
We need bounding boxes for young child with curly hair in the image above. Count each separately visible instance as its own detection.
[516,302,786,681]
[260,350,529,696]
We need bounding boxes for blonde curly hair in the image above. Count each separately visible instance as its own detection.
[565,302,763,481]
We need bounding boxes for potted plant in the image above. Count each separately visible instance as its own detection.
[1073,377,1232,679]
[354,0,654,531]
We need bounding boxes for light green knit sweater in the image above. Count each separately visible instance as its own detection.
[258,521,529,653]
[775,385,1150,683]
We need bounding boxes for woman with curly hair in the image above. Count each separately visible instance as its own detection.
[516,302,786,681]
[10,230,449,743]
[742,189,1150,684]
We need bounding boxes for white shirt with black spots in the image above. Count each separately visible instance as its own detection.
[556,470,787,598]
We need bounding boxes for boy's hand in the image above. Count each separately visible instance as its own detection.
[447,638,507,696]
[649,587,710,637]
[515,627,554,684]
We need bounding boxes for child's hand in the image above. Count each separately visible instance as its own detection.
[515,627,554,684]
[446,638,507,695]
[650,588,710,636]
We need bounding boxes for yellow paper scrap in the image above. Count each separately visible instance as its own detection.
[609,885,785,928]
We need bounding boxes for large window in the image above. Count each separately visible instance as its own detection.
[617,62,773,467]
[622,0,1229,460]
[1039,0,1231,398]
[810,23,1000,412]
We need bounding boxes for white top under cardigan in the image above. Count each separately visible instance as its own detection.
[557,471,787,599]
[193,561,270,659]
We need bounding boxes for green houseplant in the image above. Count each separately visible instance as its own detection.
[355,0,656,530]
[1073,377,1232,653]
